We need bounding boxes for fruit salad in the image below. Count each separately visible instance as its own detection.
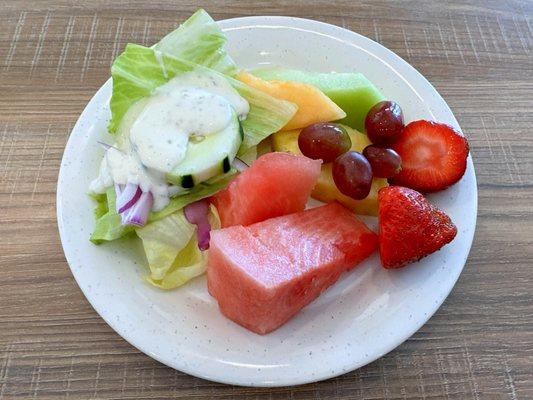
[88,9,470,334]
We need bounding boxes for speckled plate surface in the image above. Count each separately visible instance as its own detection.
[57,16,477,387]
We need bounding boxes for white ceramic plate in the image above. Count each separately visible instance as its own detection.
[57,16,477,387]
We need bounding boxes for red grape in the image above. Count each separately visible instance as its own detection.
[298,123,351,162]
[332,151,373,200]
[365,101,404,144]
[362,145,402,178]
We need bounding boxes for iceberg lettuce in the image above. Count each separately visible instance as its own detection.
[147,236,206,289]
[154,9,237,76]
[109,43,296,153]
[139,205,221,289]
[136,209,195,281]
[108,9,237,133]
[90,187,134,244]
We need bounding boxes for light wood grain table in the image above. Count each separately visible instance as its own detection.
[1,1,532,398]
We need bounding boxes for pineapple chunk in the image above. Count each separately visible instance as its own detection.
[272,126,388,216]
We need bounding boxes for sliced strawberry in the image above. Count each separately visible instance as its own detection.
[378,186,457,269]
[390,120,469,192]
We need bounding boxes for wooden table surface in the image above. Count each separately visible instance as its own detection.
[1,0,532,398]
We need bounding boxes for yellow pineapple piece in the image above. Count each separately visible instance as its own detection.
[272,126,388,216]
[237,71,346,131]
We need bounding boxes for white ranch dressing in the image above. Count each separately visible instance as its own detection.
[89,143,176,210]
[90,71,249,211]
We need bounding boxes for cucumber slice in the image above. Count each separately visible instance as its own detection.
[114,98,241,188]
[166,111,242,187]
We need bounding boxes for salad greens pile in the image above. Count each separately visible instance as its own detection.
[90,9,297,289]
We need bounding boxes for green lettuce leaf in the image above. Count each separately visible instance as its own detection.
[136,210,196,280]
[237,146,257,166]
[90,187,134,244]
[149,168,236,222]
[109,44,297,151]
[109,9,236,133]
[89,192,108,219]
[235,80,298,155]
[154,9,236,76]
[147,236,206,289]
[142,204,221,289]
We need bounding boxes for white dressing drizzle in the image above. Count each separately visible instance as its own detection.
[90,71,249,211]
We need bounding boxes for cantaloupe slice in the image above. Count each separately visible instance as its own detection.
[237,71,346,131]
[272,125,388,216]
[252,68,386,132]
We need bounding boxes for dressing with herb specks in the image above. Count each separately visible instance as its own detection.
[90,70,249,211]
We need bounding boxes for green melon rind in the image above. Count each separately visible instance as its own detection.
[251,68,385,132]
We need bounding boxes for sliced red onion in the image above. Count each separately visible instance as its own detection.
[121,191,153,227]
[184,199,211,251]
[114,183,124,199]
[233,157,249,172]
[116,182,142,213]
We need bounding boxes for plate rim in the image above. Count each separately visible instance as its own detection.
[57,15,478,387]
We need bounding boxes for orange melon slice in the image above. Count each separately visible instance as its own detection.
[237,71,346,131]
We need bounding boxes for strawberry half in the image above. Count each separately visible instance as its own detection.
[378,186,457,269]
[390,120,469,192]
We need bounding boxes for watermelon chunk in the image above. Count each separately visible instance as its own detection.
[207,203,378,334]
[252,68,386,132]
[212,152,321,227]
